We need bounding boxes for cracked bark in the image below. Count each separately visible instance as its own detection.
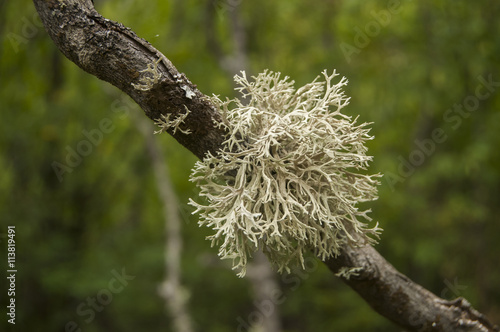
[33,0,225,160]
[32,1,499,331]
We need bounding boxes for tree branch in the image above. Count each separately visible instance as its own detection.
[325,237,498,331]
[33,0,226,160]
[32,1,499,331]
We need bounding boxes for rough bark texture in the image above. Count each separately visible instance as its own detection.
[325,239,498,331]
[33,1,499,331]
[33,0,226,160]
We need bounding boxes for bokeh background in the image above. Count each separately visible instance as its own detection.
[1,0,499,331]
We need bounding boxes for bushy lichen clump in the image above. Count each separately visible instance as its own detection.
[189,70,381,277]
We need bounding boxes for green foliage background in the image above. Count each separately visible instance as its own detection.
[1,0,499,331]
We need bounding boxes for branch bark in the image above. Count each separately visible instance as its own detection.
[324,237,498,331]
[33,0,226,160]
[32,1,499,331]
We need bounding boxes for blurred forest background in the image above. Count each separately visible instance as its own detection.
[1,0,500,331]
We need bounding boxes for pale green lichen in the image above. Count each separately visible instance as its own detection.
[189,70,381,277]
[154,106,192,135]
[132,58,161,91]
[335,266,364,280]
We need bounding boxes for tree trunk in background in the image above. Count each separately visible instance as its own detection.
[135,114,194,332]
[32,1,499,331]
[204,2,283,332]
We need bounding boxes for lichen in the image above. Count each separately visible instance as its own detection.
[132,58,161,91]
[189,70,382,277]
[335,266,364,280]
[154,106,192,135]
[181,85,196,99]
